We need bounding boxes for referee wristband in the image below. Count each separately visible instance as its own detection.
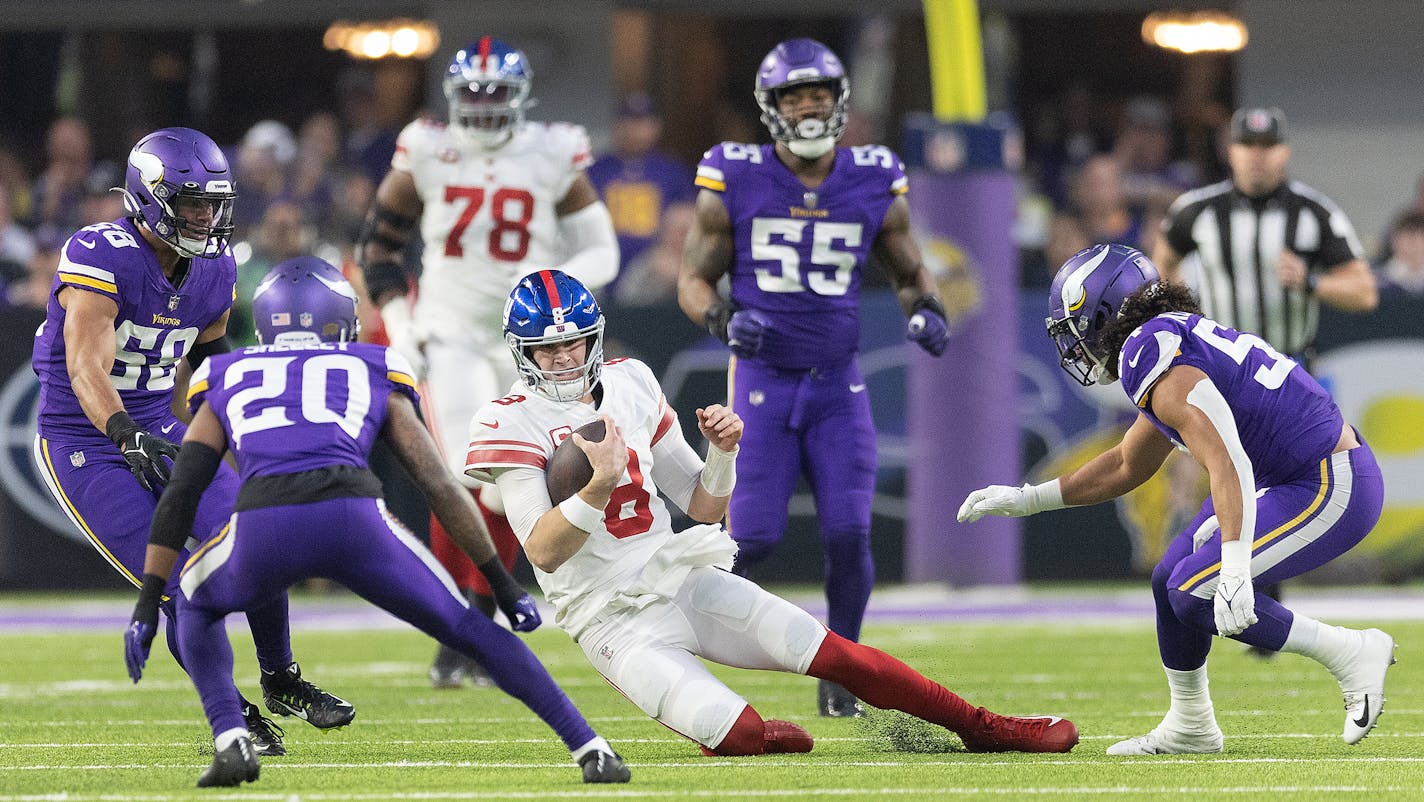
[699,444,738,497]
[559,494,606,533]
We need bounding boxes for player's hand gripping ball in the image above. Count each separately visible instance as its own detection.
[545,420,606,505]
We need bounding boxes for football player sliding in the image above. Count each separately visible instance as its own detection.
[358,36,618,689]
[123,258,630,788]
[32,127,348,756]
[677,38,950,718]
[464,269,1078,757]
[959,244,1396,753]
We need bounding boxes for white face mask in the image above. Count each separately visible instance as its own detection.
[786,136,835,159]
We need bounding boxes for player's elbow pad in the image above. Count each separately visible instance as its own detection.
[148,442,224,551]
[555,202,619,290]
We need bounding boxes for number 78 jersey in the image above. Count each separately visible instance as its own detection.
[395,118,593,338]
[1118,312,1345,487]
[696,142,907,369]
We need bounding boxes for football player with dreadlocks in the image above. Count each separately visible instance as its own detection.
[33,128,350,756]
[358,37,618,689]
[960,243,1396,754]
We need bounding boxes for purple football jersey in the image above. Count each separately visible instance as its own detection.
[32,217,237,441]
[188,342,419,481]
[1117,312,1344,487]
[695,143,907,369]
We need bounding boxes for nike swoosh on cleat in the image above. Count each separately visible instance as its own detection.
[1354,697,1371,728]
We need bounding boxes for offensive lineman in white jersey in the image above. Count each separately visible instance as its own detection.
[358,37,619,687]
[464,270,1080,757]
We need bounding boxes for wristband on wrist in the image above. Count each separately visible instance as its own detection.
[699,444,738,497]
[558,494,605,533]
[1022,478,1065,513]
[1219,537,1253,572]
[703,301,735,345]
[910,294,947,319]
[105,411,140,446]
[134,573,167,620]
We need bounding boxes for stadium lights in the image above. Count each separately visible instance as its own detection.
[1141,11,1248,54]
[324,19,440,60]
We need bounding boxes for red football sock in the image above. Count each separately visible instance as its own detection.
[704,705,766,756]
[808,631,979,732]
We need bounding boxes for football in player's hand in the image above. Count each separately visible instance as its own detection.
[545,420,606,506]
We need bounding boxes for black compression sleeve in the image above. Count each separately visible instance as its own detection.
[186,336,231,371]
[148,442,224,552]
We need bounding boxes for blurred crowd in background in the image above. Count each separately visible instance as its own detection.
[3,69,1423,336]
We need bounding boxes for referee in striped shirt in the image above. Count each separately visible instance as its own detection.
[1153,107,1377,361]
[1152,107,1377,647]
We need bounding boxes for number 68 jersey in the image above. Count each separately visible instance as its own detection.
[1117,312,1345,487]
[187,342,419,482]
[396,118,593,339]
[33,217,237,442]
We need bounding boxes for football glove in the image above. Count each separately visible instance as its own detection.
[1213,567,1257,636]
[106,413,179,492]
[727,310,770,359]
[906,296,950,356]
[957,480,1064,523]
[499,591,543,633]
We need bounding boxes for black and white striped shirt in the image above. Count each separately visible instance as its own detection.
[1163,179,1365,355]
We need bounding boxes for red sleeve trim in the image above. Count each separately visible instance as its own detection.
[464,449,547,470]
[650,396,677,445]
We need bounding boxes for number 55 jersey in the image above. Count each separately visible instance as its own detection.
[695,142,907,369]
[33,217,237,442]
[1117,312,1345,487]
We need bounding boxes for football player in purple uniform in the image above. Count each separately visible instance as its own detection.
[31,127,349,755]
[122,257,630,788]
[677,38,950,717]
[959,244,1397,753]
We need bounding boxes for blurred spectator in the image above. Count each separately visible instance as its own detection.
[1377,172,1424,262]
[613,201,693,307]
[338,68,399,185]
[1374,211,1424,298]
[1029,82,1108,208]
[326,168,377,251]
[28,116,98,237]
[588,92,695,283]
[289,111,343,238]
[0,181,37,269]
[0,146,34,223]
[230,200,312,344]
[1042,213,1090,283]
[1065,154,1146,249]
[1112,96,1198,213]
[233,119,298,235]
[4,228,62,311]
[78,162,125,225]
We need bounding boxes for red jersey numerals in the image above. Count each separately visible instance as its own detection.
[442,186,535,261]
[603,450,653,538]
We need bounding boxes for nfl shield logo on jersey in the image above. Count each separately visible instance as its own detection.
[167,294,181,311]
[70,450,86,468]
[300,312,313,327]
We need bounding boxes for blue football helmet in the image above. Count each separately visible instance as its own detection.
[252,256,360,345]
[443,37,534,148]
[121,127,236,258]
[755,39,850,159]
[1047,244,1159,386]
[504,270,605,402]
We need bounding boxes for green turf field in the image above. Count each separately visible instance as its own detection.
[1,594,1419,800]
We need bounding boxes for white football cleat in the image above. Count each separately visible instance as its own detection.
[1337,628,1396,745]
[1106,724,1223,755]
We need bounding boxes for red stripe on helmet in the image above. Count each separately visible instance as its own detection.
[478,36,492,73]
[538,270,563,309]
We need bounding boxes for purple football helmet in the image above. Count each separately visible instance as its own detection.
[121,127,236,258]
[252,256,360,345]
[755,39,850,158]
[1047,244,1159,386]
[443,36,534,148]
[504,269,605,402]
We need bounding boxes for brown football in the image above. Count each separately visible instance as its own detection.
[545,419,606,506]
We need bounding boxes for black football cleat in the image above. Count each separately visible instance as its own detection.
[579,750,632,783]
[197,735,260,787]
[262,661,355,729]
[429,643,468,689]
[818,680,865,718]
[242,703,286,757]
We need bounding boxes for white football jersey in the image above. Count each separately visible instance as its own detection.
[393,118,592,339]
[464,358,735,637]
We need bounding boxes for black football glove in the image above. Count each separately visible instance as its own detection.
[125,574,165,683]
[105,412,180,492]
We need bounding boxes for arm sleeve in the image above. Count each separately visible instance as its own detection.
[149,441,224,551]
[649,418,704,514]
[555,201,619,290]
[491,466,554,543]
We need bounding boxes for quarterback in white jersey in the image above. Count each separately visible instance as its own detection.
[358,37,618,687]
[464,270,1082,757]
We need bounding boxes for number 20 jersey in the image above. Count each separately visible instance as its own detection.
[1117,312,1345,488]
[187,342,419,482]
[395,118,593,339]
[32,217,236,442]
[695,142,908,369]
